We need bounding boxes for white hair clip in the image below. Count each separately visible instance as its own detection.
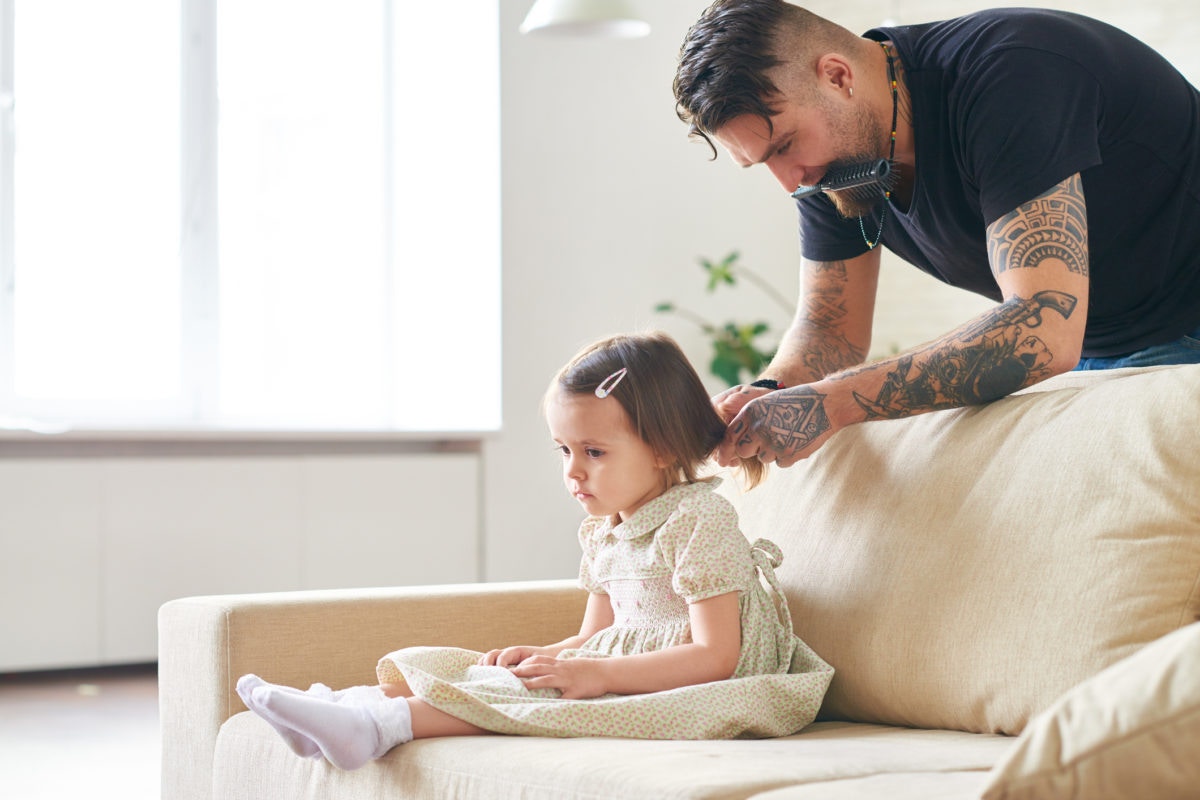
[594,367,628,398]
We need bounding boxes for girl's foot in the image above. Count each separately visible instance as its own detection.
[250,684,413,770]
[236,674,323,758]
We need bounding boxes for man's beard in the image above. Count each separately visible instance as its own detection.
[822,103,892,219]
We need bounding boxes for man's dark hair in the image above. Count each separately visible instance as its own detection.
[673,0,791,155]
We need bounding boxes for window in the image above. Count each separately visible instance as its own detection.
[0,0,501,433]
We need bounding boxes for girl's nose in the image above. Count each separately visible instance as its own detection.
[565,455,585,480]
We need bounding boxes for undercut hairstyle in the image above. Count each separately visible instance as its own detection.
[673,0,846,155]
[548,331,765,489]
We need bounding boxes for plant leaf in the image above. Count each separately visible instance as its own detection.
[703,252,737,292]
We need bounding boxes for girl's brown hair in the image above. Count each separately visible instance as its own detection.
[547,331,765,488]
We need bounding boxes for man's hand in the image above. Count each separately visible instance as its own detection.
[511,655,610,700]
[717,386,835,468]
[711,384,776,424]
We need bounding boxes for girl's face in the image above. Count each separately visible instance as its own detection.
[546,389,673,522]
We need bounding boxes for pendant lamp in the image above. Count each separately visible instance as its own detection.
[519,0,650,38]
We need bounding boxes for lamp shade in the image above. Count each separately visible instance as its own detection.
[519,0,650,38]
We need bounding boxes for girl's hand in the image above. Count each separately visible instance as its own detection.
[479,593,612,668]
[511,655,609,700]
[478,645,546,668]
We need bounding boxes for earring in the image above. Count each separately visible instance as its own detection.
[848,86,854,98]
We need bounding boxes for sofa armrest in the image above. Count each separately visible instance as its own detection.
[158,579,587,800]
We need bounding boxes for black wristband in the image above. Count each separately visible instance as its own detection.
[750,378,784,390]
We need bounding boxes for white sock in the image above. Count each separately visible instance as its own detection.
[330,684,385,706]
[236,674,322,758]
[251,685,413,770]
[237,674,336,702]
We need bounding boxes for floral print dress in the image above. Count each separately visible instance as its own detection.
[376,479,833,739]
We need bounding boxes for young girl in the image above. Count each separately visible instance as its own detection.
[238,332,833,770]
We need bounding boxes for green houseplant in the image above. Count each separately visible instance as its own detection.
[656,251,795,387]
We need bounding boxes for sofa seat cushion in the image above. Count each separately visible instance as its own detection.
[748,771,990,799]
[725,365,1200,735]
[213,714,1014,800]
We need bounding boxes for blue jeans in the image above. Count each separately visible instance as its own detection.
[1075,324,1200,370]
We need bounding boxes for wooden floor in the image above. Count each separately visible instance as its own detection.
[0,664,160,799]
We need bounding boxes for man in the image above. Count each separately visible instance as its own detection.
[673,1,1200,467]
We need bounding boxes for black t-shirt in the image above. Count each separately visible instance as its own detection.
[798,9,1200,357]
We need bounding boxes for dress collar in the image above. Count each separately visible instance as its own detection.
[603,478,721,541]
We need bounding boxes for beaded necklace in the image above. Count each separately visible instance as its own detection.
[859,41,899,250]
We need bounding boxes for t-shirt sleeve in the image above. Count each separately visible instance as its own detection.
[660,492,753,603]
[798,193,872,262]
[956,49,1103,225]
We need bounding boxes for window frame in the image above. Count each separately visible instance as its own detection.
[0,0,501,439]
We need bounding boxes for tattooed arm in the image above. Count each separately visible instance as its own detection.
[712,249,880,423]
[718,174,1090,467]
[773,252,880,383]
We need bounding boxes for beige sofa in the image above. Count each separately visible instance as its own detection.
[159,364,1200,800]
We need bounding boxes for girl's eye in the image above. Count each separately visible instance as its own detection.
[553,444,603,458]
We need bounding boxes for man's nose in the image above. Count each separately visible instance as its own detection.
[767,159,805,193]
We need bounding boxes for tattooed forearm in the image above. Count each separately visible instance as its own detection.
[736,386,831,458]
[797,329,868,378]
[804,285,849,329]
[852,290,1078,418]
[987,174,1088,276]
[791,260,868,377]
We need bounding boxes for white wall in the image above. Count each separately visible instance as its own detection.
[4,0,1199,669]
[484,0,798,580]
[482,0,1200,581]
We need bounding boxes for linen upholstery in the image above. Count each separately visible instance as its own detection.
[749,771,991,799]
[980,621,1200,799]
[726,365,1200,735]
[159,364,1200,800]
[159,581,587,800]
[212,716,1012,800]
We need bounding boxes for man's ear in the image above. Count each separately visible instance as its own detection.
[817,53,853,92]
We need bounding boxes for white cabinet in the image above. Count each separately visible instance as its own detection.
[0,450,480,671]
[0,461,103,670]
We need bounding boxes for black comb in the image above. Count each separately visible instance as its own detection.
[791,159,895,201]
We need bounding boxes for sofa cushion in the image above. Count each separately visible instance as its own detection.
[725,365,1200,735]
[213,715,1013,800]
[979,621,1200,799]
[748,771,990,799]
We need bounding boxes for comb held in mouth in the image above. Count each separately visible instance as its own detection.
[791,159,895,201]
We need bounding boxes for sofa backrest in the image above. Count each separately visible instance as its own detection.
[725,364,1200,736]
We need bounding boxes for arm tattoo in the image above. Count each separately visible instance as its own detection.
[987,174,1088,277]
[799,322,867,378]
[798,260,868,376]
[853,290,1078,417]
[736,387,831,458]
